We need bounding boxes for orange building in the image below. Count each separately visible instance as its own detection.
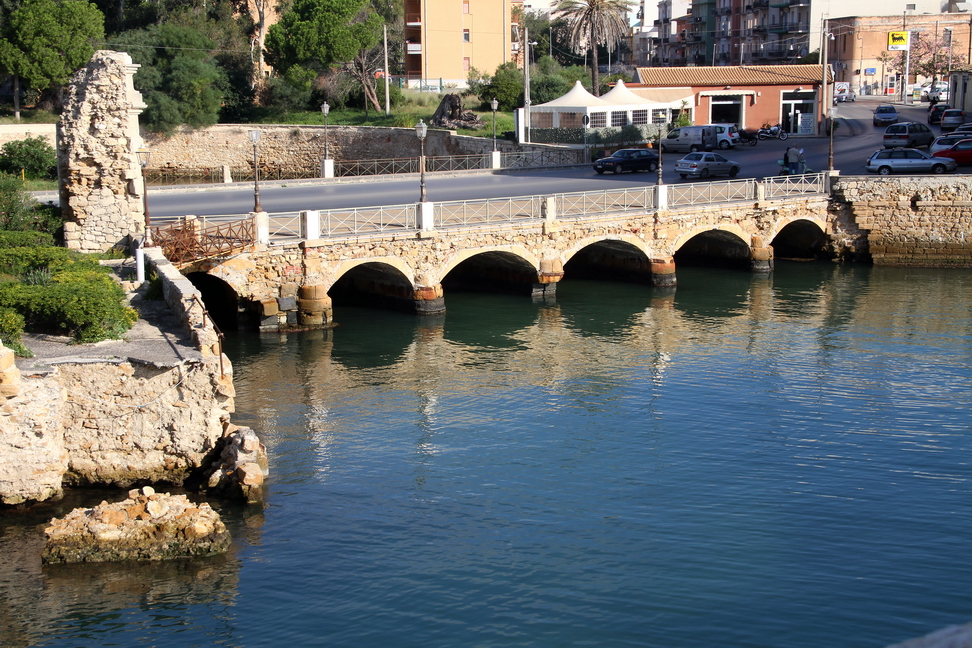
[404,0,523,89]
[634,64,831,135]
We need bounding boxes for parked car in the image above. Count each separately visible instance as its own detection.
[873,104,899,126]
[929,134,971,155]
[932,139,972,165]
[708,124,740,149]
[951,123,972,134]
[883,122,935,148]
[928,87,950,102]
[921,81,949,100]
[593,148,659,174]
[834,91,856,103]
[865,148,957,175]
[939,109,966,132]
[928,104,951,125]
[674,152,741,179]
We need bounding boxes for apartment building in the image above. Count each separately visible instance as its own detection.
[651,0,951,67]
[404,0,523,89]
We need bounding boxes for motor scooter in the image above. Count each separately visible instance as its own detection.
[738,129,759,146]
[757,124,789,140]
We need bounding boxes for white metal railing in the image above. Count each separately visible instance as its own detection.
[764,172,826,198]
[318,204,416,236]
[435,196,543,227]
[267,212,301,238]
[669,178,757,207]
[556,186,656,218]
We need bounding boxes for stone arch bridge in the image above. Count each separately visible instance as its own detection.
[179,177,851,330]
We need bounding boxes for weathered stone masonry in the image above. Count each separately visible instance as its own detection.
[832,176,972,267]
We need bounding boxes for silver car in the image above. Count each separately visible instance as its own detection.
[929,135,971,155]
[865,148,957,175]
[940,109,966,132]
[674,152,741,179]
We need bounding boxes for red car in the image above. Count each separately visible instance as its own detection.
[932,138,972,164]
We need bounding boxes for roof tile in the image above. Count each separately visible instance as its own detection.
[636,65,828,86]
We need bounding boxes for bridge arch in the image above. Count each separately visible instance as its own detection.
[672,224,754,270]
[767,216,831,260]
[562,235,654,283]
[439,245,542,296]
[328,259,419,312]
[185,271,241,331]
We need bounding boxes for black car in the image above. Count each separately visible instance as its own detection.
[928,104,952,125]
[593,148,660,174]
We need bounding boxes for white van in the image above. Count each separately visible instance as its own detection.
[660,126,719,153]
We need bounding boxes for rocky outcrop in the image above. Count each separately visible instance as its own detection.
[42,487,230,564]
[205,425,268,504]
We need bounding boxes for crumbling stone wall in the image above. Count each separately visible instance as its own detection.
[58,50,147,252]
[832,176,972,267]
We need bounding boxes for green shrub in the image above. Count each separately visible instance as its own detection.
[0,231,54,248]
[0,173,40,230]
[0,281,137,343]
[0,247,104,276]
[0,136,56,180]
[0,306,31,357]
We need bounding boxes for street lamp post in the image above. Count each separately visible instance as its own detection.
[491,97,498,152]
[249,129,262,213]
[321,102,330,159]
[136,149,152,246]
[656,133,664,186]
[415,119,427,203]
[828,107,837,171]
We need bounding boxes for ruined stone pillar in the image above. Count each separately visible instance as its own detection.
[297,284,333,327]
[533,258,564,299]
[414,283,445,314]
[650,256,676,287]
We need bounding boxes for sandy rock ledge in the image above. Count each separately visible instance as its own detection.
[42,487,230,564]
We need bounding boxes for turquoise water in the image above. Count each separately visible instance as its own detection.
[2,263,971,647]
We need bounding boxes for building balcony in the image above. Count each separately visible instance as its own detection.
[654,19,661,24]
[752,25,767,33]
[406,43,422,54]
[405,12,421,25]
[693,54,707,65]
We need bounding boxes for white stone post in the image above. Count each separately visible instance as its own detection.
[300,210,321,240]
[756,182,766,203]
[418,201,435,231]
[252,211,269,244]
[656,184,669,211]
[491,150,502,169]
[322,159,335,178]
[542,196,558,221]
[826,169,840,194]
[222,165,233,183]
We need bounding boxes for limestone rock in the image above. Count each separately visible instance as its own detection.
[204,425,268,504]
[42,488,230,564]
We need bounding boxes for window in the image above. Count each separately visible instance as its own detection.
[905,3,915,8]
[611,111,627,127]
[589,112,607,128]
[632,109,648,125]
[463,0,469,13]
[652,109,668,124]
[533,112,553,127]
[463,29,470,42]
[560,112,582,127]
[463,57,470,71]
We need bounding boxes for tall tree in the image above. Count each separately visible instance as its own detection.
[553,0,632,96]
[264,0,382,98]
[0,0,105,118]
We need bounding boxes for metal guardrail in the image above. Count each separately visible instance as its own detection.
[435,196,542,226]
[764,172,826,198]
[669,178,757,207]
[154,216,255,263]
[317,204,416,236]
[557,186,656,218]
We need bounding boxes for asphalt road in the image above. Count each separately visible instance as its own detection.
[111,95,953,225]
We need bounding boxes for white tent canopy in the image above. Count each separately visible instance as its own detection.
[529,80,693,130]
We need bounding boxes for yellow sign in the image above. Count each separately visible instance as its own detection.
[888,31,910,51]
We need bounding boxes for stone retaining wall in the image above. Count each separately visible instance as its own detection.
[832,176,972,267]
[141,123,527,172]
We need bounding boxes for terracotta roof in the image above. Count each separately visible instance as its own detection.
[636,65,830,87]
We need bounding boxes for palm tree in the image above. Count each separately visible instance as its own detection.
[553,0,634,96]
